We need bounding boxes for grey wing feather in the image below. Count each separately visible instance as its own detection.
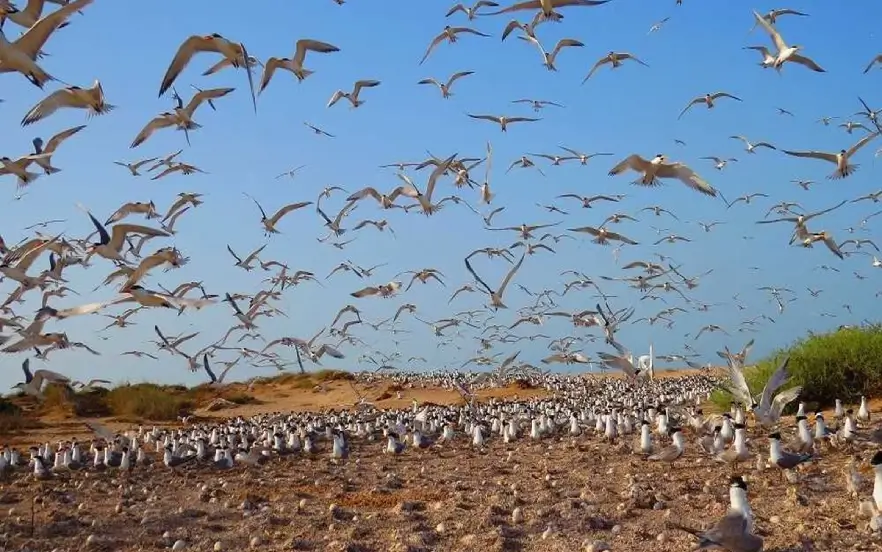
[724,362,753,406]
[758,356,790,411]
[770,385,802,418]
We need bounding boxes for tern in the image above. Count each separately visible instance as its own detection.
[730,135,776,153]
[259,39,340,91]
[466,114,540,132]
[158,34,248,97]
[12,359,69,399]
[678,92,742,120]
[245,194,313,235]
[752,10,825,72]
[464,252,526,309]
[582,51,648,82]
[608,154,717,196]
[667,477,762,552]
[420,26,490,65]
[327,80,381,109]
[0,0,92,88]
[83,211,170,264]
[485,0,612,23]
[418,71,474,98]
[445,1,499,19]
[783,132,880,179]
[21,80,114,126]
[131,87,234,148]
[517,35,584,71]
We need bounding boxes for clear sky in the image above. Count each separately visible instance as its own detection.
[1,0,881,390]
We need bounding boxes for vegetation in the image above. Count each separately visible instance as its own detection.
[711,324,882,410]
[0,368,355,427]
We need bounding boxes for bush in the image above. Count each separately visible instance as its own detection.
[0,398,42,434]
[710,324,882,410]
[106,384,191,421]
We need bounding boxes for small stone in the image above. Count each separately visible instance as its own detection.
[586,540,610,552]
[172,540,187,550]
[770,515,781,524]
[656,532,666,542]
[85,534,96,545]
[512,507,524,524]
[611,525,621,534]
[249,536,261,547]
[435,522,446,534]
[213,542,223,551]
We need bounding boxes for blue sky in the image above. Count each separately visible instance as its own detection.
[1,0,881,389]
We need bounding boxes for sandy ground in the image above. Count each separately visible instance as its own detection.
[0,371,877,551]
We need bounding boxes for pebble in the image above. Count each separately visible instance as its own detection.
[511,507,524,524]
[213,542,223,551]
[250,536,262,547]
[585,540,610,552]
[171,540,187,550]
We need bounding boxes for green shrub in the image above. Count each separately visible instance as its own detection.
[710,324,882,410]
[106,384,190,421]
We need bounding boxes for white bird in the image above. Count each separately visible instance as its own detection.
[327,80,381,109]
[258,39,341,91]
[582,51,648,82]
[417,71,474,98]
[752,9,825,72]
[21,80,114,126]
[12,359,70,399]
[730,135,776,154]
[782,132,880,179]
[608,154,717,196]
[517,35,584,71]
[0,0,93,88]
[678,92,742,120]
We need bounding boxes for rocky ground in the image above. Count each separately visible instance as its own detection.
[0,422,877,552]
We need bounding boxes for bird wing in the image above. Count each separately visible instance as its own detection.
[497,252,526,297]
[43,125,86,153]
[159,35,228,97]
[758,356,790,412]
[131,115,176,148]
[782,148,839,163]
[14,0,92,58]
[327,90,347,108]
[468,114,502,124]
[420,32,448,65]
[21,88,70,126]
[789,53,825,72]
[464,257,493,295]
[770,385,802,418]
[448,70,474,86]
[292,39,340,67]
[657,162,717,196]
[846,131,880,158]
[109,224,169,252]
[268,202,312,226]
[352,80,381,97]
[677,98,701,120]
[752,9,787,52]
[724,361,753,406]
[582,56,610,82]
[185,87,234,115]
[608,154,647,176]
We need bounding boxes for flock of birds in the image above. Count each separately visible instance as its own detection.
[0,0,877,393]
[10,346,882,551]
[0,2,879,548]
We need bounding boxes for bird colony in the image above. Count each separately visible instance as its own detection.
[0,0,882,550]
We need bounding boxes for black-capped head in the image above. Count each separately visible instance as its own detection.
[795,415,806,422]
[668,426,681,436]
[713,425,722,432]
[729,475,747,490]
[733,423,745,430]
[872,451,882,466]
[846,408,854,415]
[768,432,781,440]
[641,419,650,426]
[695,408,703,415]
